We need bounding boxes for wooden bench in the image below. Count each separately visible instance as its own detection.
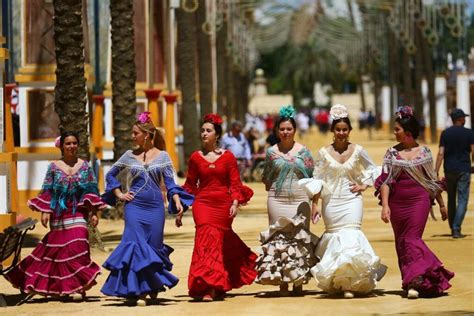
[0,218,37,307]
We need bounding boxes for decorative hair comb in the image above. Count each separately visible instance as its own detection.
[330,104,349,120]
[395,106,414,119]
[137,111,152,124]
[203,113,223,125]
[279,105,296,119]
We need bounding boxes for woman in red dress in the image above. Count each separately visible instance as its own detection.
[183,113,257,301]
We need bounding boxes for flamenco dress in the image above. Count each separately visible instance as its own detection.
[6,161,104,295]
[299,145,387,294]
[255,146,319,287]
[101,150,193,298]
[375,147,454,296]
[183,150,256,298]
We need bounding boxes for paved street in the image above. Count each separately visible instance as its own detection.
[1,129,473,315]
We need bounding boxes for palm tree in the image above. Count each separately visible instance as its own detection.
[52,0,89,158]
[177,7,200,165]
[216,19,228,116]
[110,0,137,160]
[197,0,213,115]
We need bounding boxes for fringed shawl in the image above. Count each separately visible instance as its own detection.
[262,145,314,196]
[376,146,443,198]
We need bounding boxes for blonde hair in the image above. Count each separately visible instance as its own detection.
[135,121,166,150]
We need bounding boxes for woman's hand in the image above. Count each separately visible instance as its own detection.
[381,205,391,223]
[89,214,99,227]
[229,203,239,218]
[41,212,50,228]
[350,183,368,193]
[439,205,448,221]
[311,203,320,224]
[117,191,134,202]
[174,199,184,227]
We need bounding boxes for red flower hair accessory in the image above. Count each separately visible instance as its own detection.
[203,113,223,125]
[137,111,152,124]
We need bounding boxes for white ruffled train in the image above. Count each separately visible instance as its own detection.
[311,228,387,294]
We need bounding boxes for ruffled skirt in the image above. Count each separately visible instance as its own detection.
[188,224,257,298]
[256,214,319,286]
[101,238,178,297]
[311,228,387,294]
[6,224,100,296]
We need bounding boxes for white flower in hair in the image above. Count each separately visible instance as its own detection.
[330,104,349,120]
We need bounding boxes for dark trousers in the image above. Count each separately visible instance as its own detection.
[446,171,470,232]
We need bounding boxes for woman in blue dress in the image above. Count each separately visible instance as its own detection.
[101,112,193,306]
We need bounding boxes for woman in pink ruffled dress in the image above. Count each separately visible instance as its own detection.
[6,132,104,301]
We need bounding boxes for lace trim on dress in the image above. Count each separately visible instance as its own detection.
[299,145,380,199]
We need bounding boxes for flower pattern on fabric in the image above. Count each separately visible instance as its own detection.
[262,146,314,196]
[35,161,102,215]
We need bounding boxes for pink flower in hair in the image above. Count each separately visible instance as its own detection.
[138,111,152,124]
[395,106,414,119]
[54,136,61,148]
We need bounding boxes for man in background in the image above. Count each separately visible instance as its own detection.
[435,109,474,238]
[221,121,252,180]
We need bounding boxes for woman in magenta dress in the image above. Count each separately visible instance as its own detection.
[183,113,257,302]
[375,106,453,299]
[6,132,104,301]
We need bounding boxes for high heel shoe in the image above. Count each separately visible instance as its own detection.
[343,291,354,299]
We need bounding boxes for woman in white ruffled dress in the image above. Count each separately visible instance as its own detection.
[255,105,319,296]
[299,104,387,298]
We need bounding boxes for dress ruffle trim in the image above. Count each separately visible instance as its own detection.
[188,225,257,297]
[29,192,105,213]
[255,214,319,286]
[311,228,387,294]
[397,237,454,295]
[167,186,195,214]
[5,238,100,295]
[297,178,323,199]
[101,241,178,297]
[230,184,254,205]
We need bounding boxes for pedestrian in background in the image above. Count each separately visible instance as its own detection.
[435,108,474,238]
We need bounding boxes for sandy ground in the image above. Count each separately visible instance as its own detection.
[1,129,473,315]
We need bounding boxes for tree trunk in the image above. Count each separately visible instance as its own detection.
[413,31,424,121]
[216,19,227,116]
[177,8,199,165]
[225,55,235,128]
[388,28,398,130]
[52,0,89,159]
[196,0,213,115]
[420,34,438,143]
[110,0,137,160]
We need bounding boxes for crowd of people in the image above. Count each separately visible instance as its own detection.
[5,103,470,306]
